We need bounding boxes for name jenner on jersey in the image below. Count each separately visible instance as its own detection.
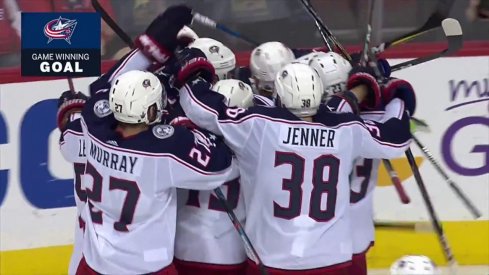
[89,141,138,174]
[281,126,336,148]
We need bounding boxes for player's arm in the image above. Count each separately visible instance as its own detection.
[168,127,239,190]
[57,91,87,163]
[353,77,416,159]
[325,65,383,114]
[88,5,193,97]
[175,52,257,154]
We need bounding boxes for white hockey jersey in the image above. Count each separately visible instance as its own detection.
[175,176,246,264]
[60,50,239,274]
[59,117,87,275]
[341,99,407,254]
[178,79,412,270]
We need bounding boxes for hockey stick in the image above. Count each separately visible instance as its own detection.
[91,0,134,48]
[214,188,268,275]
[359,0,376,66]
[391,18,462,72]
[192,13,260,47]
[298,0,351,60]
[298,0,333,51]
[405,149,457,273]
[382,159,411,204]
[360,4,411,204]
[375,221,433,232]
[371,0,456,54]
[412,135,482,218]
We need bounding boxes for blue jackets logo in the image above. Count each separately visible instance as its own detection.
[21,12,100,77]
[44,16,77,44]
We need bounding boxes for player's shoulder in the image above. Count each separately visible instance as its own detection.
[246,105,301,122]
[313,105,364,127]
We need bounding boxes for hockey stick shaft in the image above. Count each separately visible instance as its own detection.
[214,188,268,275]
[300,0,351,60]
[298,0,333,51]
[405,149,457,267]
[359,0,375,66]
[192,13,259,47]
[371,0,456,54]
[382,159,411,203]
[412,135,481,218]
[364,29,412,205]
[91,0,134,48]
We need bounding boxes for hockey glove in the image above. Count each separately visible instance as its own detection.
[135,5,193,64]
[174,48,215,88]
[382,78,416,116]
[57,91,88,131]
[347,66,381,110]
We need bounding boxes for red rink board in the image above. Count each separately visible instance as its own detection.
[0,41,487,84]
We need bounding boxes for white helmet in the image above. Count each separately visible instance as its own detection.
[189,38,236,81]
[250,42,295,92]
[109,70,165,125]
[296,51,352,96]
[213,79,254,108]
[390,255,441,275]
[274,63,323,117]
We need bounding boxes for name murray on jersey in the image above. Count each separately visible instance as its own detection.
[281,125,336,148]
[89,141,138,174]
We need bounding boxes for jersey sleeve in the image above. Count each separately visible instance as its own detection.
[88,49,153,97]
[178,80,256,155]
[167,127,239,190]
[353,105,412,159]
[59,118,85,164]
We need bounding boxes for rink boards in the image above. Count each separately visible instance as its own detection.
[0,55,487,273]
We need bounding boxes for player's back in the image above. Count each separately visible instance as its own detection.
[239,106,361,269]
[80,116,236,273]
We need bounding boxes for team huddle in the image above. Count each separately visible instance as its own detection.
[57,5,417,275]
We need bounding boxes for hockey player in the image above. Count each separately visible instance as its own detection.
[176,49,414,273]
[58,5,239,274]
[296,51,352,99]
[57,90,89,275]
[174,79,253,275]
[189,37,236,81]
[249,41,295,106]
[305,52,415,275]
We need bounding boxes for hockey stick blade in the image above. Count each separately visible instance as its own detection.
[371,0,455,54]
[192,13,259,47]
[392,18,462,72]
[375,221,433,232]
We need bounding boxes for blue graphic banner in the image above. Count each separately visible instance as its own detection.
[21,12,101,76]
